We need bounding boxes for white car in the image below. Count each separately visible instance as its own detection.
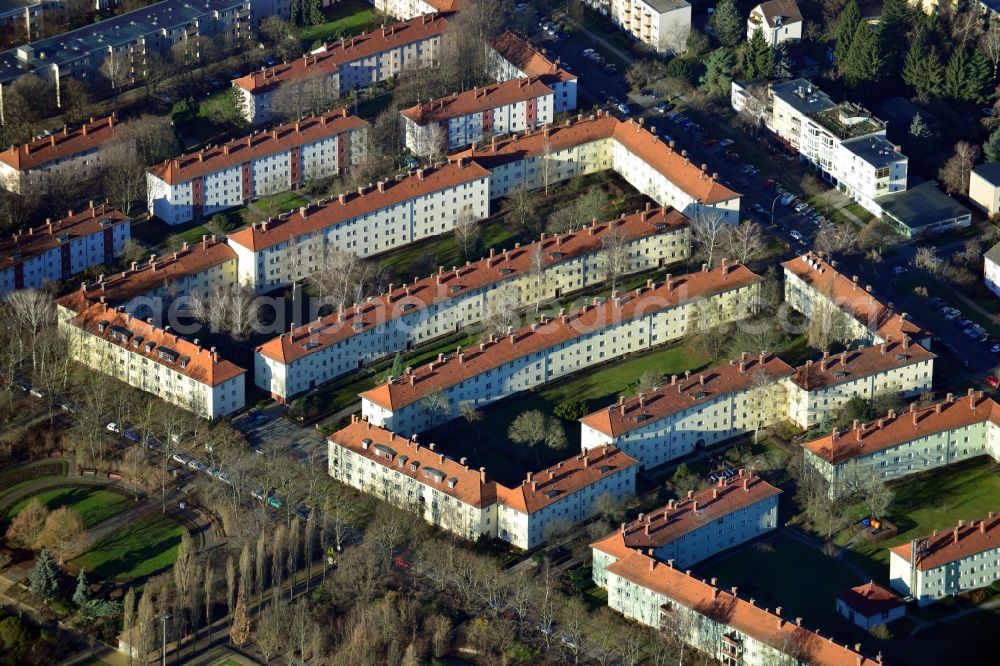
[892,266,908,275]
[106,422,121,433]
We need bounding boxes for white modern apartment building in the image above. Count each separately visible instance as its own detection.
[746,0,802,47]
[802,391,1000,497]
[733,79,907,216]
[890,513,1000,606]
[455,113,742,223]
[56,235,239,322]
[0,203,130,296]
[373,0,457,20]
[787,340,935,428]
[969,163,1000,217]
[58,301,246,418]
[783,252,931,347]
[147,109,369,226]
[985,241,1000,298]
[360,263,762,434]
[580,354,793,470]
[231,12,448,125]
[0,115,125,194]
[609,0,691,54]
[328,416,638,549]
[225,159,490,292]
[401,78,555,156]
[591,471,780,586]
[489,31,577,113]
[605,551,881,666]
[255,206,692,402]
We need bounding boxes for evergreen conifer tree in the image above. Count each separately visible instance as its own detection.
[834,0,862,65]
[843,22,884,86]
[72,569,90,606]
[712,0,743,47]
[984,128,1000,163]
[744,28,773,79]
[29,550,58,600]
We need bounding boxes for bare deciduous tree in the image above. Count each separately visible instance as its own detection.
[101,141,145,215]
[482,282,520,337]
[189,285,259,339]
[453,210,480,260]
[691,211,729,267]
[600,223,630,293]
[308,247,385,312]
[723,220,766,264]
[939,141,981,195]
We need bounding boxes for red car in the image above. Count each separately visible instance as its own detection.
[987,375,999,389]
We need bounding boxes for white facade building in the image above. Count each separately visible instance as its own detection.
[985,242,1000,298]
[0,203,129,296]
[402,78,555,155]
[746,0,803,47]
[591,471,780,586]
[372,0,456,20]
[255,206,692,402]
[609,0,691,54]
[360,263,762,434]
[969,163,1000,217]
[225,160,490,292]
[890,513,1000,606]
[488,31,578,113]
[835,582,906,630]
[147,109,369,226]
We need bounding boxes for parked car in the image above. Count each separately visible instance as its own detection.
[106,422,121,433]
[988,375,999,389]
[172,452,191,465]
[29,388,45,399]
[718,138,734,148]
[123,428,141,443]
[892,266,908,275]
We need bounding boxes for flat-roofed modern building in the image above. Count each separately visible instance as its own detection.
[360,263,762,434]
[605,551,881,666]
[488,31,577,113]
[0,115,126,194]
[231,12,448,125]
[591,471,780,586]
[0,203,130,296]
[401,78,555,156]
[802,391,1000,497]
[328,416,637,548]
[225,159,490,292]
[969,163,1000,217]
[0,0,44,49]
[58,301,246,418]
[454,113,742,224]
[255,206,692,402]
[580,354,793,470]
[782,252,931,348]
[609,0,691,54]
[890,512,1000,606]
[147,109,369,225]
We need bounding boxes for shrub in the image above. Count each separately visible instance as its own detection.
[553,398,590,421]
[869,624,892,640]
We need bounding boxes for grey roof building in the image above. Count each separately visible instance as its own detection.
[876,180,971,238]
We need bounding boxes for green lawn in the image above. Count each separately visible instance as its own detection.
[376,219,522,282]
[0,461,68,501]
[298,1,382,48]
[72,515,187,580]
[235,190,311,228]
[891,606,1000,664]
[5,486,133,529]
[845,462,1000,581]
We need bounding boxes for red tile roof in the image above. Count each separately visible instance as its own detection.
[148,109,367,185]
[490,31,576,84]
[581,354,794,438]
[782,252,928,342]
[329,416,498,508]
[789,340,934,391]
[360,263,762,410]
[225,160,490,252]
[835,582,904,617]
[0,115,123,171]
[257,205,689,364]
[802,391,996,465]
[606,552,881,666]
[498,446,637,514]
[591,471,780,561]
[56,235,238,314]
[891,512,1000,571]
[68,302,246,387]
[232,13,450,94]
[400,77,553,124]
[452,113,740,205]
[0,203,128,269]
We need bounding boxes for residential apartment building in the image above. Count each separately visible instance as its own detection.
[580,354,793,470]
[0,203,130,296]
[0,115,126,194]
[231,12,447,125]
[360,263,763,434]
[58,301,246,418]
[890,513,1000,606]
[835,582,906,630]
[0,0,251,122]
[0,0,44,49]
[732,79,907,216]
[605,551,881,666]
[802,391,1000,497]
[786,340,935,428]
[488,31,577,113]
[591,471,780,586]
[985,242,1000,298]
[783,252,931,347]
[746,0,802,47]
[225,159,490,292]
[401,78,555,156]
[609,0,691,55]
[454,113,742,224]
[372,0,457,20]
[969,163,1000,217]
[328,416,638,549]
[147,109,369,225]
[56,235,239,322]
[255,206,692,402]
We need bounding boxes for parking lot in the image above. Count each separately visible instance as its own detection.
[232,407,329,467]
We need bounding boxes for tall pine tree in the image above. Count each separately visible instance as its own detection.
[878,0,914,78]
[944,48,992,102]
[744,28,773,79]
[72,569,90,606]
[712,0,743,47]
[834,0,862,65]
[903,38,944,102]
[843,22,884,87]
[984,128,1000,163]
[29,550,58,600]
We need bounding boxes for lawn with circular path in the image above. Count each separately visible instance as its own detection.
[72,515,187,580]
[4,485,134,528]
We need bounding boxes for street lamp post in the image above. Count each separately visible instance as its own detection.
[769,193,783,226]
[158,614,171,666]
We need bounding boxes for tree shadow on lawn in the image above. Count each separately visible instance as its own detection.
[76,518,185,580]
